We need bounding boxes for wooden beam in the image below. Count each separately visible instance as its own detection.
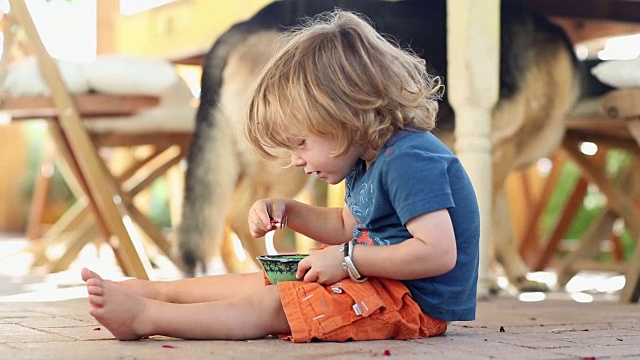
[552,17,640,44]
[2,94,159,120]
[523,0,640,23]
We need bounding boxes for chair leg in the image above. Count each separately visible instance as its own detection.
[166,164,185,232]
[532,175,589,271]
[563,137,640,302]
[621,234,640,303]
[46,222,99,273]
[25,153,55,240]
[518,151,566,264]
[126,205,173,258]
[117,145,185,258]
[29,199,90,268]
[556,210,617,286]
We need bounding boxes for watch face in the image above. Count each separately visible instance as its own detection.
[339,243,348,255]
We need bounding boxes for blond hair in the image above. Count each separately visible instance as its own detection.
[245,10,442,160]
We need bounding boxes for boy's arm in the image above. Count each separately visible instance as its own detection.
[283,199,356,245]
[352,209,457,280]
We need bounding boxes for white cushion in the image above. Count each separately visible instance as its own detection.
[85,77,197,134]
[85,104,197,134]
[84,55,179,96]
[1,55,194,133]
[591,57,640,89]
[2,55,180,97]
[2,58,89,96]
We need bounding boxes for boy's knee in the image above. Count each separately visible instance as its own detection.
[253,285,285,312]
[255,285,290,333]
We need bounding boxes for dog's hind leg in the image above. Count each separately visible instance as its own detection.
[213,30,310,272]
[490,40,579,292]
[493,188,550,292]
[177,29,283,277]
[224,166,309,272]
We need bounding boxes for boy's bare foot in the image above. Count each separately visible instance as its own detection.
[120,278,166,302]
[81,268,153,340]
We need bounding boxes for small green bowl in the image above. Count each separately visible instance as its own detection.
[256,254,308,284]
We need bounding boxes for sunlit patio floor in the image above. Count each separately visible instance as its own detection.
[1,234,639,359]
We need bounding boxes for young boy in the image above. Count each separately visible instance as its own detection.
[82,9,480,342]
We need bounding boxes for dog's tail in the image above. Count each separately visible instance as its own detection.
[176,1,321,276]
[177,23,258,277]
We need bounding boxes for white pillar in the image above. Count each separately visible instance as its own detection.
[447,0,500,298]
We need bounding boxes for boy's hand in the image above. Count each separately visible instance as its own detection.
[248,199,287,238]
[296,245,348,284]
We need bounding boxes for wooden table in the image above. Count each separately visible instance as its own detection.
[557,90,640,303]
[2,0,175,279]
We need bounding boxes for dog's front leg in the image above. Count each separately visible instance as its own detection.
[493,188,549,293]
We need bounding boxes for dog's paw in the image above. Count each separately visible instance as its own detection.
[513,276,550,293]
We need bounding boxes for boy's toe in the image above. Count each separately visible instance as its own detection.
[81,268,102,282]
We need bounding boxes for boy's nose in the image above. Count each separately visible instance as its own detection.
[291,153,305,167]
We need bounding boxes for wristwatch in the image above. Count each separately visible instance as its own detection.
[339,242,349,257]
[340,240,368,282]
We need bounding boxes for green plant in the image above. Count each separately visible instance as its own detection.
[20,122,74,207]
[540,148,635,261]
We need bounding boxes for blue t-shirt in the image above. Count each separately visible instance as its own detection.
[345,130,480,321]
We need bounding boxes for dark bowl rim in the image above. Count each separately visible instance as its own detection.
[256,254,309,263]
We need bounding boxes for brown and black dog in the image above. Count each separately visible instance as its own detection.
[177,0,580,292]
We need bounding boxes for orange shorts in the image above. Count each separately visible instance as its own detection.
[266,275,447,343]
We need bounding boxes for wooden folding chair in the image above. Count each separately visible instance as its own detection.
[547,89,640,303]
[1,0,193,279]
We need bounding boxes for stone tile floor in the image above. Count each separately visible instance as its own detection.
[1,235,639,359]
